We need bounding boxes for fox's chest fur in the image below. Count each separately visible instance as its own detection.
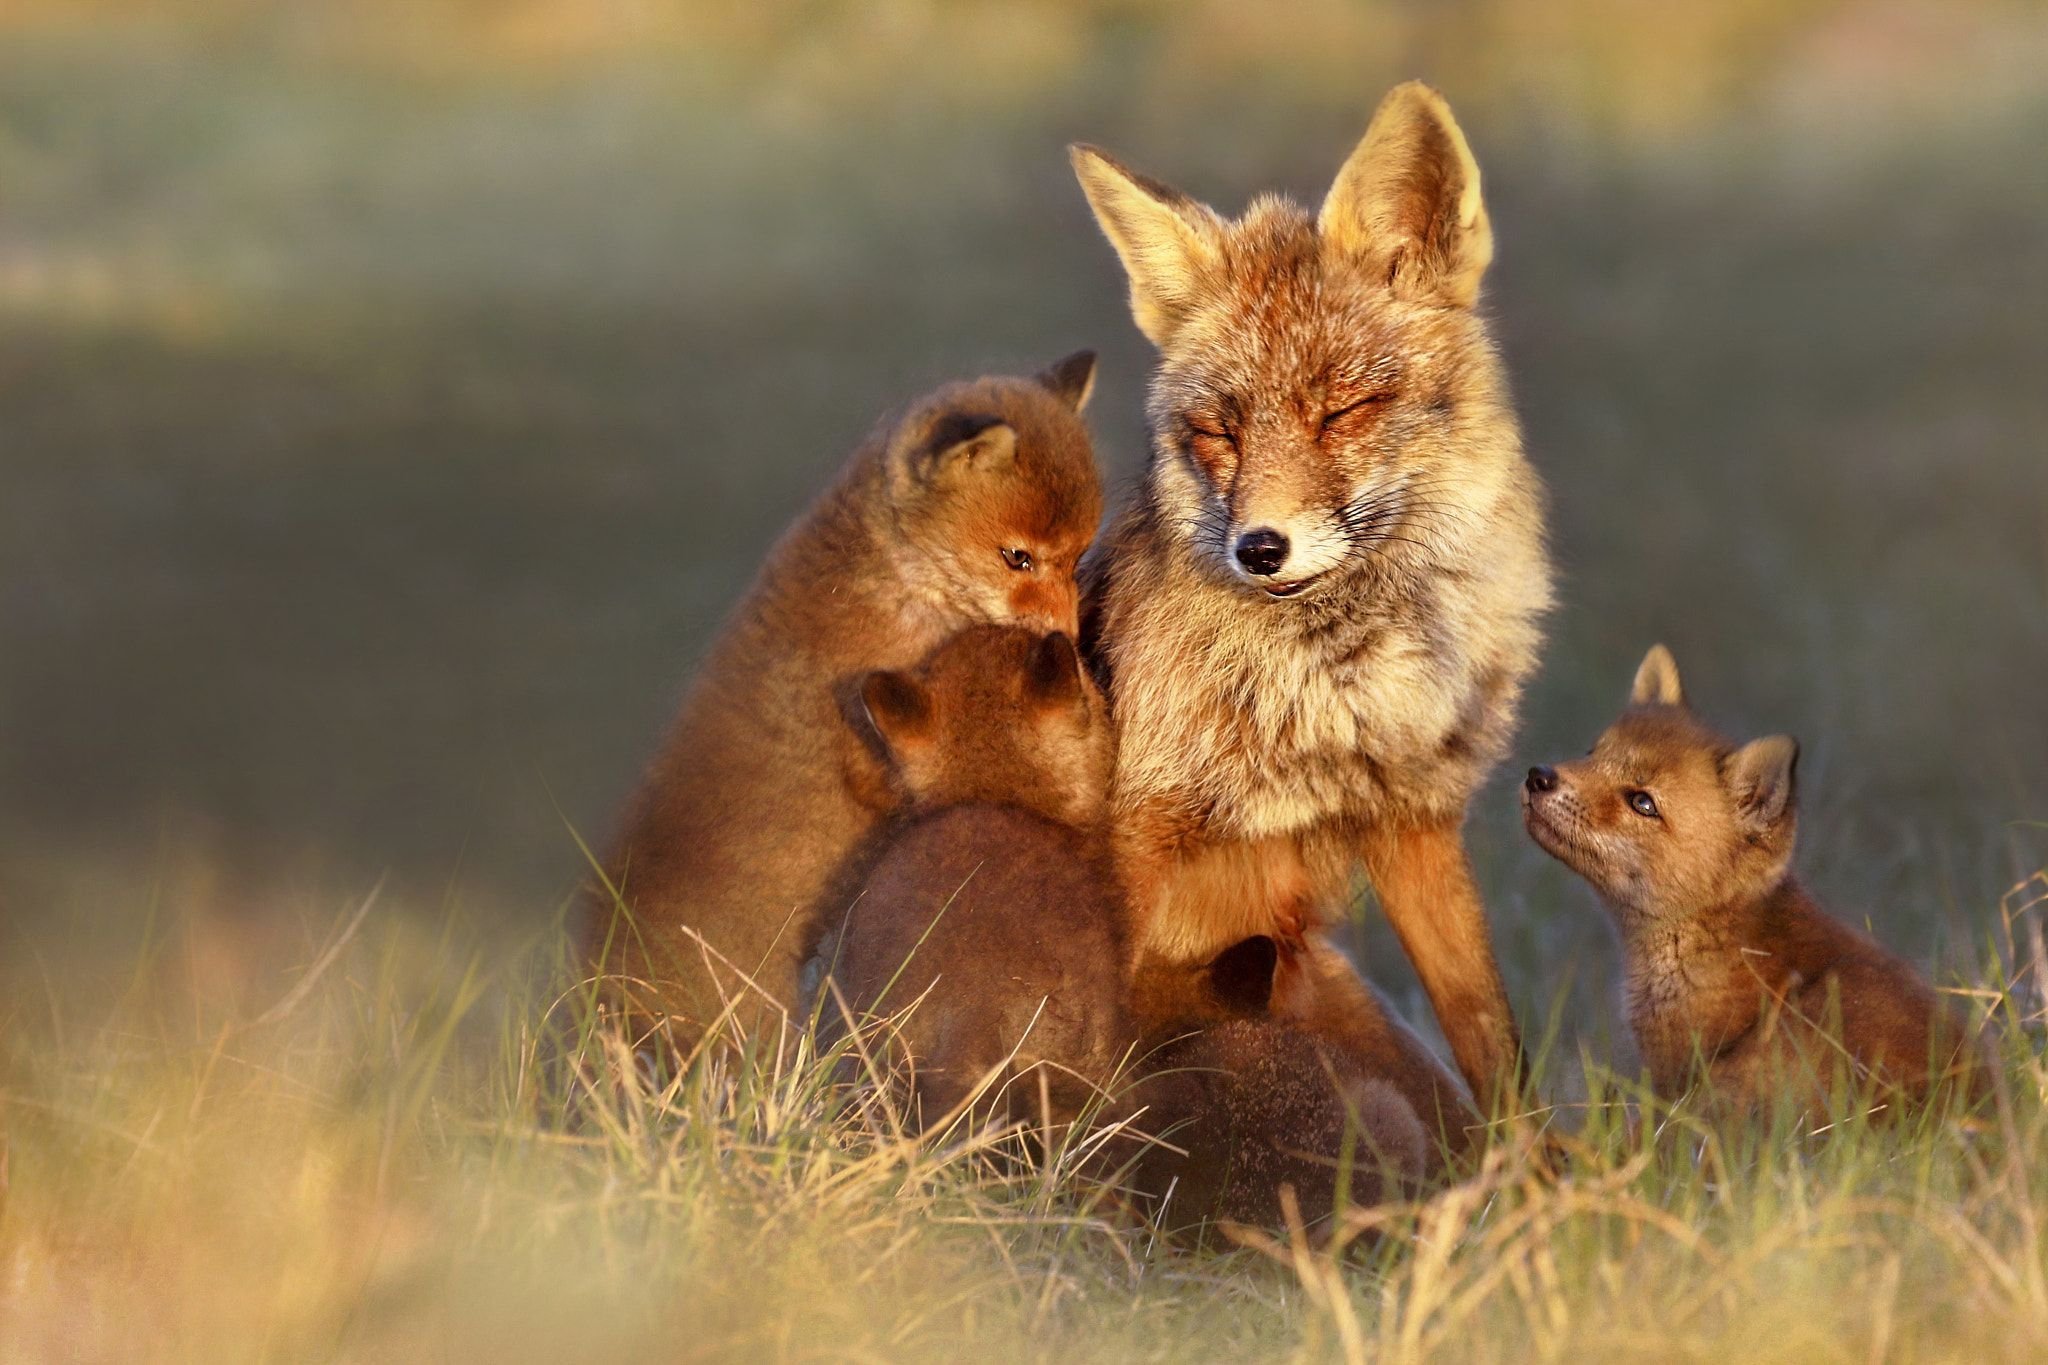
[1094,487,1543,844]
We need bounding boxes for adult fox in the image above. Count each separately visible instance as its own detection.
[1072,82,1552,1110]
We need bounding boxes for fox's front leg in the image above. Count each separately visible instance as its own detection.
[1115,797,1312,963]
[1364,819,1525,1113]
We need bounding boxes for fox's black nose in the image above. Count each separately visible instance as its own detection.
[1525,765,1558,794]
[1234,528,1290,576]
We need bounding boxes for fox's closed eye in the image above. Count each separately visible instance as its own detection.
[1627,790,1659,819]
[1320,393,1394,432]
[1000,547,1035,572]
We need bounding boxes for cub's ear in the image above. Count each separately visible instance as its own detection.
[1069,144,1223,348]
[1726,735,1799,831]
[1037,348,1098,412]
[1319,80,1493,307]
[913,413,1016,483]
[856,670,932,759]
[1025,631,1084,707]
[1205,936,1279,1015]
[1629,643,1686,709]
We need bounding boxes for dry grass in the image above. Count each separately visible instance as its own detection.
[3,870,2046,1363]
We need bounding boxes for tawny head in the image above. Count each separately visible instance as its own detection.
[1071,82,1515,601]
[852,625,1113,829]
[883,351,1104,637]
[1522,644,1801,924]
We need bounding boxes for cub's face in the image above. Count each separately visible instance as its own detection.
[855,626,1112,829]
[1521,646,1800,923]
[889,355,1103,638]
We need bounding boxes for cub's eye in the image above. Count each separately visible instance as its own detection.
[1186,421,1237,448]
[1627,790,1660,819]
[1000,547,1035,572]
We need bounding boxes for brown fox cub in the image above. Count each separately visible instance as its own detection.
[1070,81,1551,1107]
[1133,1018,1432,1241]
[586,355,1103,1043]
[811,625,1436,1228]
[809,625,1128,1125]
[1522,645,1985,1112]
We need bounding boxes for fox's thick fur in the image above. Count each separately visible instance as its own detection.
[808,626,1129,1127]
[585,356,1103,1043]
[811,626,1450,1228]
[1524,646,1986,1113]
[1072,82,1551,1106]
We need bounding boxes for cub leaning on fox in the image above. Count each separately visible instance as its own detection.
[808,623,1444,1234]
[1072,81,1551,1108]
[1524,645,1985,1113]
[585,353,1103,1044]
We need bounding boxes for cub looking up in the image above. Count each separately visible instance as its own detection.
[1522,645,1985,1115]
[586,355,1103,1046]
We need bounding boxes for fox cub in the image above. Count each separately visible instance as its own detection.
[1134,1016,1432,1240]
[1523,645,1984,1113]
[809,624,1128,1126]
[810,624,1433,1232]
[586,354,1103,1044]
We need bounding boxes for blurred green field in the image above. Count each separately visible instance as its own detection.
[4,1,2041,990]
[1,4,2046,1356]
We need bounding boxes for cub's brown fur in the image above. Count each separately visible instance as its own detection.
[810,626,1129,1126]
[585,356,1103,1043]
[1071,82,1551,1107]
[1523,645,1985,1113]
[1129,1019,1430,1241]
[811,626,1441,1228]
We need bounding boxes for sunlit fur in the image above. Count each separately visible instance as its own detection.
[1074,83,1551,1105]
[813,628,1440,1231]
[1524,645,1986,1111]
[810,626,1127,1128]
[851,626,1113,834]
[585,359,1103,1043]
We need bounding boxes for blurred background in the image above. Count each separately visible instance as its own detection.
[2,0,2043,1050]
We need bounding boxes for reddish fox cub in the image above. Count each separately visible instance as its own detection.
[1070,81,1551,1109]
[810,624,1435,1233]
[1522,645,1985,1114]
[585,354,1103,1044]
[809,625,1129,1126]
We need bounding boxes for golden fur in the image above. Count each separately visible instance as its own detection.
[809,626,1127,1127]
[1524,645,1986,1112]
[584,355,1103,1043]
[1071,82,1551,1107]
[811,626,1452,1227]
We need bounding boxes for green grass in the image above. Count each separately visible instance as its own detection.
[3,874,2046,1362]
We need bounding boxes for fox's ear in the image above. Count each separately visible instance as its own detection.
[1025,631,1084,708]
[1037,348,1098,412]
[912,413,1016,483]
[1727,735,1799,831]
[857,670,932,759]
[1069,144,1223,348]
[1629,644,1686,709]
[1319,81,1493,308]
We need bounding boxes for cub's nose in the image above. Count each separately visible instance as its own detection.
[1234,528,1290,577]
[1525,765,1559,794]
